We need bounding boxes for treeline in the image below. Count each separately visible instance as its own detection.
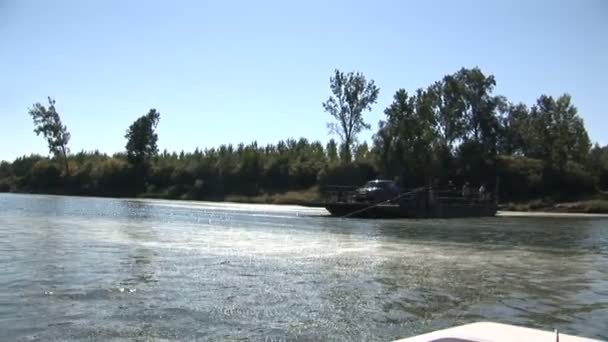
[0,139,365,199]
[372,68,607,199]
[0,67,607,202]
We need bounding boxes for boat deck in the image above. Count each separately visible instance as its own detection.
[393,322,600,342]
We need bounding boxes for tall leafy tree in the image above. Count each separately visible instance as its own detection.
[427,68,504,183]
[28,97,71,175]
[430,68,502,154]
[375,89,438,182]
[125,109,161,166]
[372,121,395,176]
[526,94,590,168]
[497,103,530,155]
[322,69,379,162]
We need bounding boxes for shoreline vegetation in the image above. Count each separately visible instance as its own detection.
[1,67,607,213]
[3,188,608,215]
[502,197,608,214]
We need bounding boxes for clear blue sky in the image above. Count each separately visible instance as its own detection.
[1,0,606,162]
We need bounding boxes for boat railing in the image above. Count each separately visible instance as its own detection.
[434,189,496,205]
[319,185,358,203]
[319,185,496,205]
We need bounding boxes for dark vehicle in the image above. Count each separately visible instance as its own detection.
[353,179,401,202]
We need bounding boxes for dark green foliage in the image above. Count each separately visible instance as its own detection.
[125,109,161,166]
[93,158,135,195]
[497,156,544,200]
[29,160,62,190]
[0,161,11,179]
[526,95,591,168]
[318,161,377,188]
[371,67,595,199]
[326,139,339,164]
[589,144,608,190]
[373,68,504,187]
[355,142,370,162]
[0,179,11,192]
[497,103,529,155]
[10,155,44,188]
[28,97,71,175]
[431,68,502,151]
[323,69,379,162]
[549,162,597,197]
[374,88,437,185]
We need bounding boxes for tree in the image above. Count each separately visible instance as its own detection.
[372,121,395,177]
[28,97,71,175]
[376,89,438,183]
[125,109,161,166]
[525,94,590,169]
[589,144,608,189]
[354,141,370,162]
[424,68,504,184]
[326,139,339,164]
[322,69,379,163]
[431,68,502,153]
[498,103,530,155]
[0,161,11,179]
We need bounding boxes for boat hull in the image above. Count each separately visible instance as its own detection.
[303,201,497,219]
[393,321,598,342]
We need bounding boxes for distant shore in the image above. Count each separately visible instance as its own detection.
[2,189,608,215]
[500,197,608,215]
[220,190,608,215]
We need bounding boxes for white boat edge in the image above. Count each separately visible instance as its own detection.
[392,322,602,342]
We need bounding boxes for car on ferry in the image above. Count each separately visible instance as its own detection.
[353,179,401,203]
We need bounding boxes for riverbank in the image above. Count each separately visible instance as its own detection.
[3,187,323,206]
[223,187,320,205]
[498,210,608,218]
[222,189,608,214]
[3,187,608,214]
[502,197,608,214]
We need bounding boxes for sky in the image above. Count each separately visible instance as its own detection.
[1,0,606,162]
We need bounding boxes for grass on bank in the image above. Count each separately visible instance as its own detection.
[503,198,608,214]
[138,187,320,205]
[224,187,321,205]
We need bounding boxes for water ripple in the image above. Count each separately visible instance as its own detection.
[0,193,607,341]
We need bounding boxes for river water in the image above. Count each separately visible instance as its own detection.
[0,193,607,341]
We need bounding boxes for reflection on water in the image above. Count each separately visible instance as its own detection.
[0,193,607,341]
